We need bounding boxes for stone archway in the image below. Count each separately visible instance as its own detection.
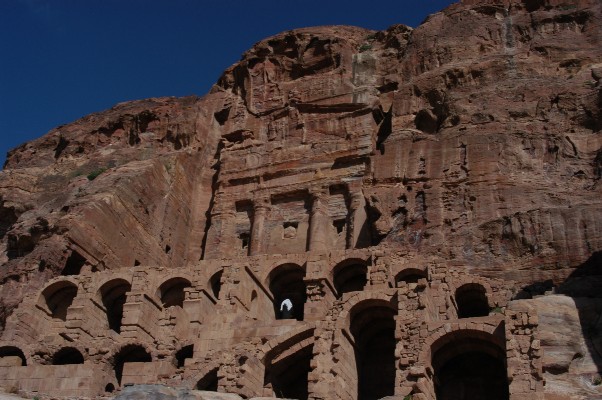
[52,347,84,365]
[395,267,427,286]
[332,259,368,298]
[40,280,78,321]
[0,346,27,366]
[455,283,489,318]
[98,279,131,333]
[431,330,508,400]
[268,263,306,321]
[112,343,152,386]
[264,337,314,399]
[349,299,397,400]
[158,277,192,308]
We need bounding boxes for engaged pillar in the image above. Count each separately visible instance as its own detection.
[249,196,270,256]
[203,197,236,260]
[347,190,367,249]
[308,188,328,252]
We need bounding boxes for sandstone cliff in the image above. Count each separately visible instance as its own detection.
[0,0,601,399]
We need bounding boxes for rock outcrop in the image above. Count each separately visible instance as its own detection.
[0,0,600,399]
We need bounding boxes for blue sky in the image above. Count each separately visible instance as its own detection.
[0,0,455,167]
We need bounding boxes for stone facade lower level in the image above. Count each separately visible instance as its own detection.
[0,248,543,399]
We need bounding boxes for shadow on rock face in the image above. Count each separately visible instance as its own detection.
[558,251,602,374]
[512,251,602,396]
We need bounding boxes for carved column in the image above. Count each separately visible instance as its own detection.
[203,196,236,260]
[347,190,367,249]
[308,188,329,252]
[249,196,270,256]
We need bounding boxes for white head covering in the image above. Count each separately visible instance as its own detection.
[280,298,293,311]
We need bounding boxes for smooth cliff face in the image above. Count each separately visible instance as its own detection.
[0,0,601,398]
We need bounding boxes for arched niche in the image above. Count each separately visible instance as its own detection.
[264,341,313,399]
[432,331,509,400]
[209,270,223,300]
[52,347,84,365]
[349,299,397,400]
[333,259,368,298]
[98,279,131,333]
[0,346,27,366]
[158,277,192,308]
[268,263,306,321]
[455,283,489,318]
[395,268,427,286]
[112,344,152,386]
[40,280,78,321]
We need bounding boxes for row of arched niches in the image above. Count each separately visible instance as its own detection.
[1,250,543,399]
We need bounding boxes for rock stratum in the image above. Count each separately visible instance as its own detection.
[0,0,601,399]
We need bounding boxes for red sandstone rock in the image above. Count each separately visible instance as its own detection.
[0,0,600,399]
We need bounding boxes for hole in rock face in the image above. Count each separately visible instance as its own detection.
[239,232,250,249]
[333,219,346,234]
[61,250,87,276]
[175,345,193,368]
[283,222,298,239]
[105,383,115,393]
[196,368,219,391]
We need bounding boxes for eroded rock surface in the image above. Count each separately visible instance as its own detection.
[0,0,600,399]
